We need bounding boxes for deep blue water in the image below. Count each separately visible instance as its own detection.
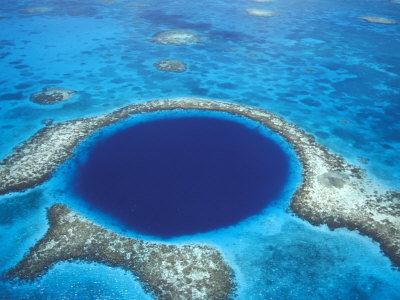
[73,117,289,237]
[1,0,400,298]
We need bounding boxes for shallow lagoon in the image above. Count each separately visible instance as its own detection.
[1,0,400,299]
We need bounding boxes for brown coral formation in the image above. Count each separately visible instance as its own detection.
[7,204,235,299]
[30,87,76,105]
[1,98,399,270]
[154,59,187,72]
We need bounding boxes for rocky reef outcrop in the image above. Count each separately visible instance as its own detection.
[7,204,235,300]
[154,59,187,72]
[30,87,76,105]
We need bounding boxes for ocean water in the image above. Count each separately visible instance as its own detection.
[72,114,290,238]
[0,0,400,299]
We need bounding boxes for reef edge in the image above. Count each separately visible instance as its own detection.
[7,203,236,300]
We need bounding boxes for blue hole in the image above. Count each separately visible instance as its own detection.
[73,116,290,238]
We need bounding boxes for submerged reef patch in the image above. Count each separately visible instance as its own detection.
[357,16,398,25]
[149,30,203,45]
[154,59,187,72]
[244,9,278,17]
[7,204,235,300]
[30,87,76,105]
[19,7,51,14]
[101,0,119,3]
[1,98,399,270]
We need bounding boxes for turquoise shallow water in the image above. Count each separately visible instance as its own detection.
[1,0,400,299]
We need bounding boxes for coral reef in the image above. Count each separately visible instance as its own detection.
[250,0,273,2]
[154,59,187,72]
[149,30,202,45]
[30,87,76,105]
[244,9,278,17]
[19,7,51,14]
[7,204,235,300]
[357,16,398,25]
[1,98,399,270]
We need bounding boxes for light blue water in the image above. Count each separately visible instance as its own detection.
[1,0,400,298]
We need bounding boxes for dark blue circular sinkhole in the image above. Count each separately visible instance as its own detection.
[73,115,290,238]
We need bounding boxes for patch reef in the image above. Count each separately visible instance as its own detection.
[7,204,235,300]
[244,8,278,17]
[19,7,51,14]
[154,59,187,72]
[30,87,76,105]
[1,98,399,284]
[357,16,398,25]
[250,0,273,2]
[149,30,203,45]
